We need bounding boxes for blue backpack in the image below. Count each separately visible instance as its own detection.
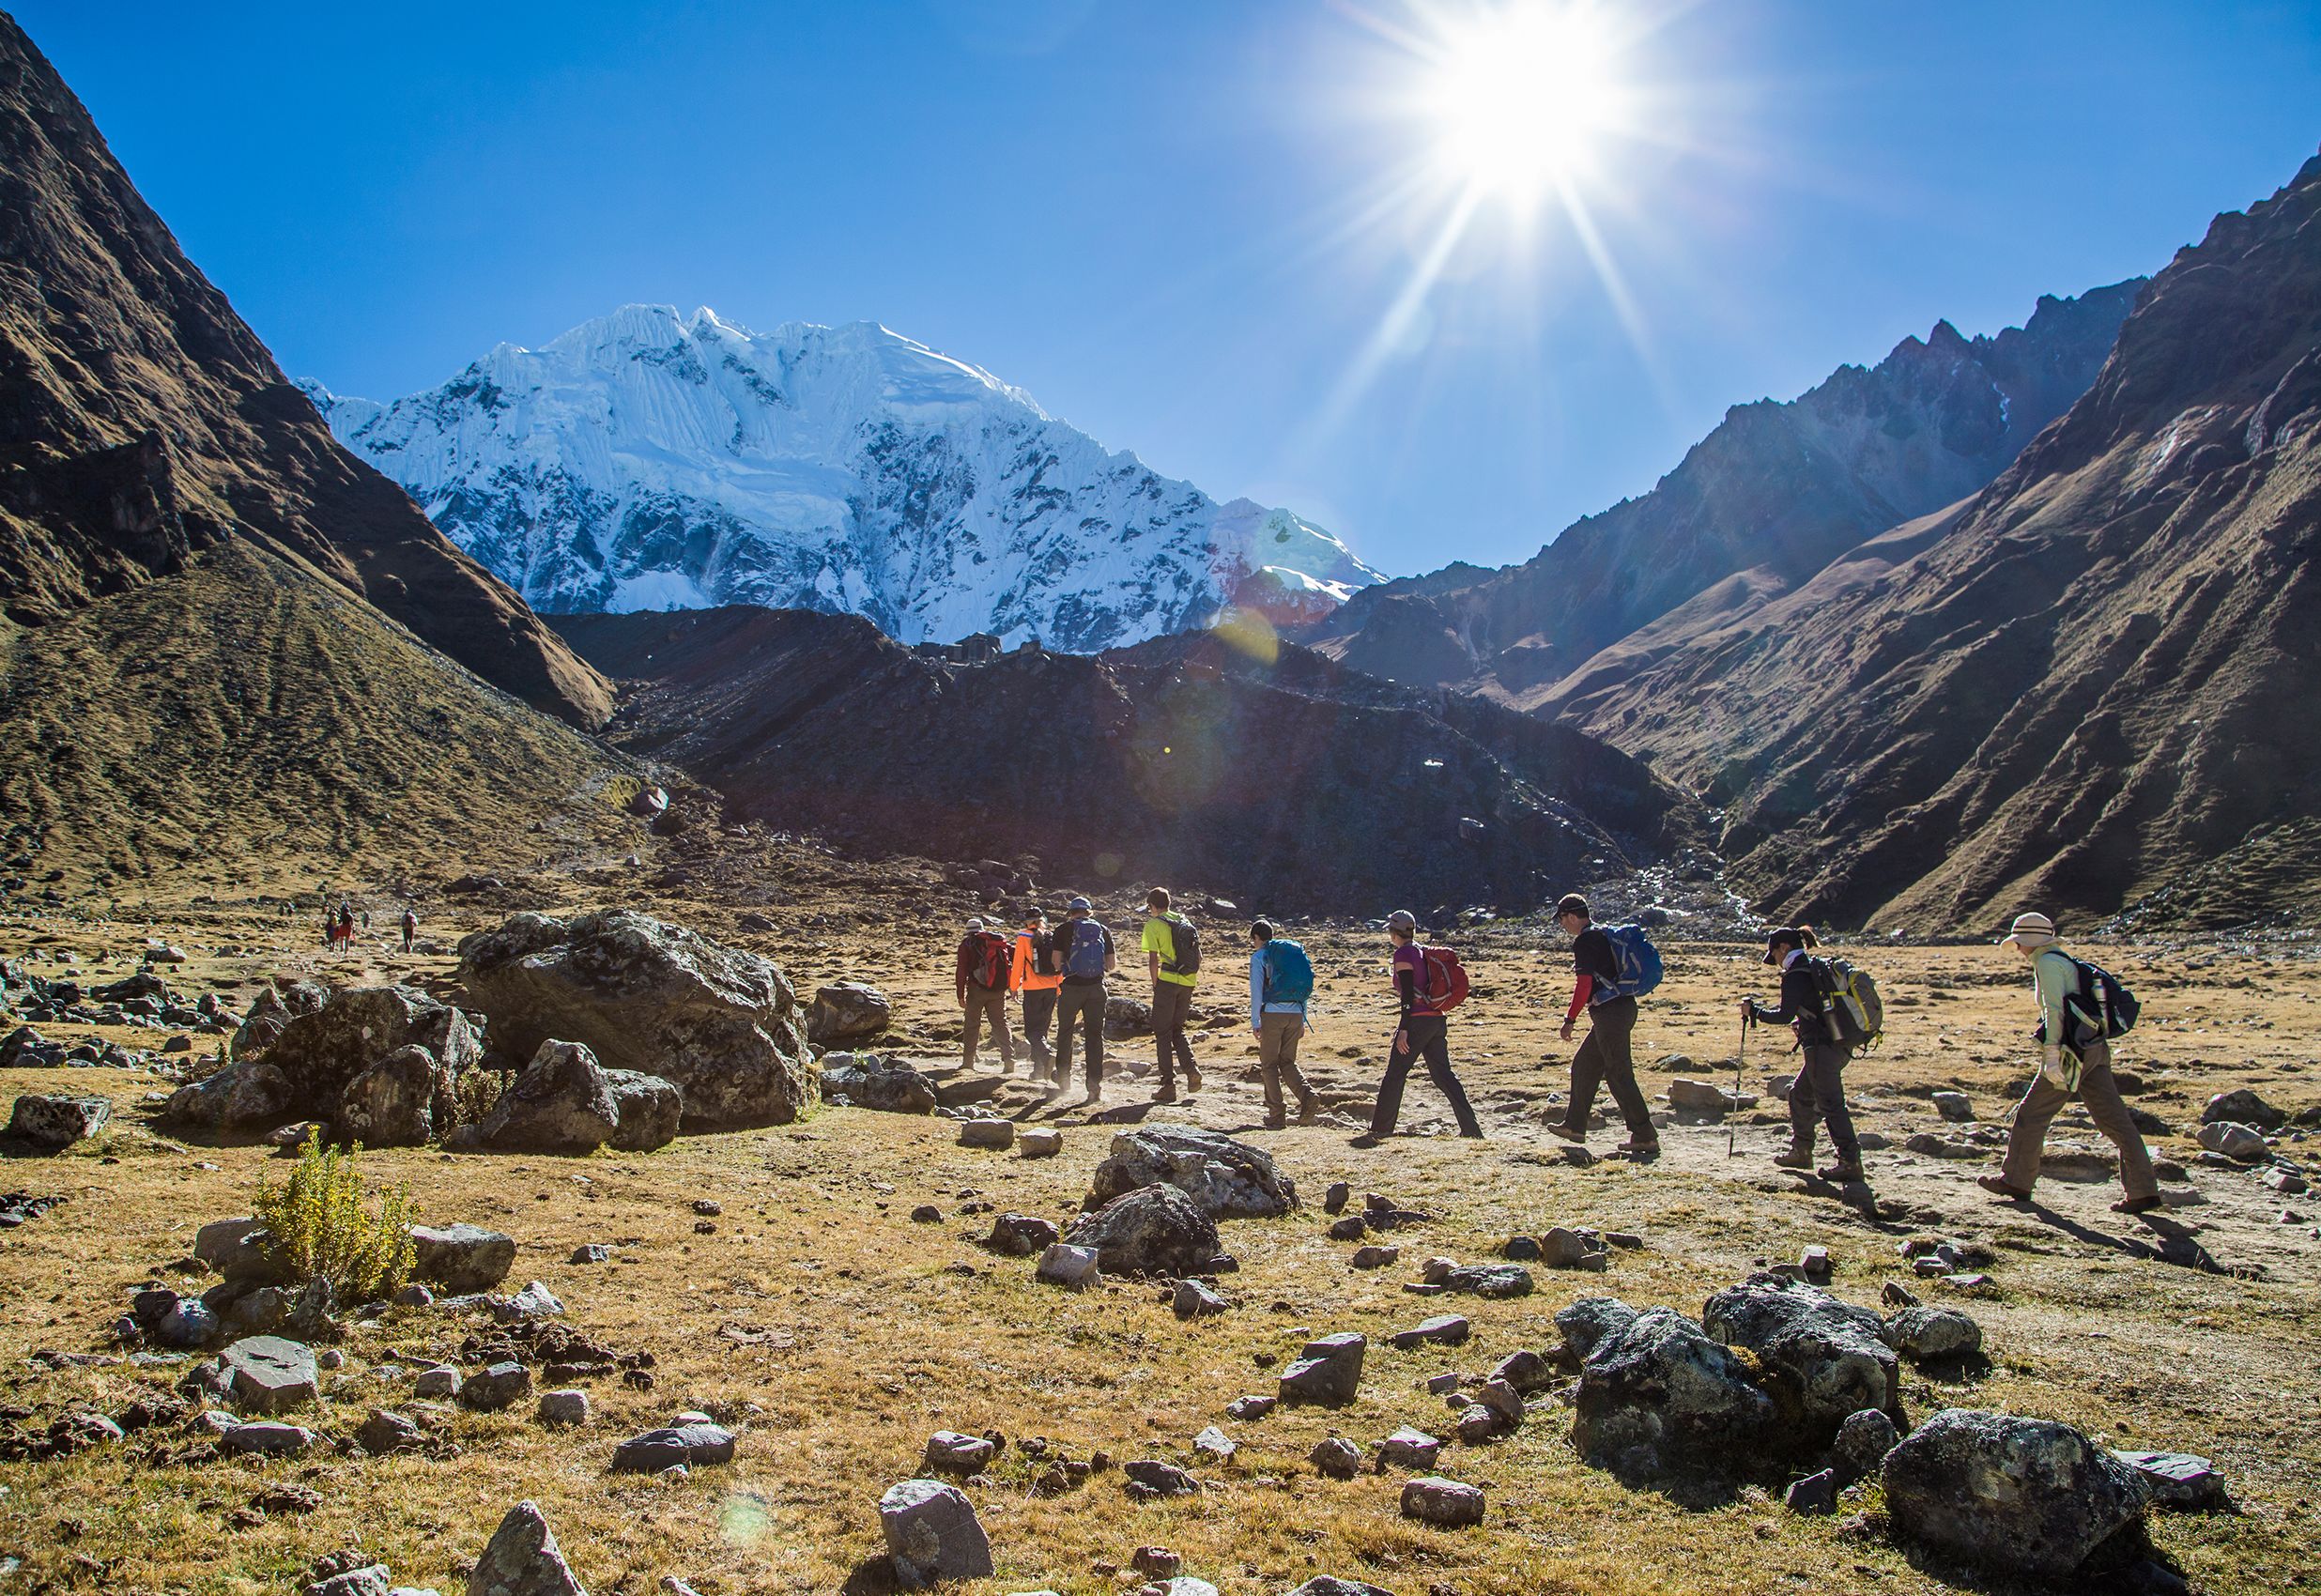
[1063,918,1109,979]
[1599,924,1664,1002]
[1261,939,1315,1007]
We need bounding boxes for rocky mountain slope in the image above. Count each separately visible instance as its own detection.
[1584,151,2321,931]
[0,16,608,729]
[308,308,1381,648]
[1299,282,2140,699]
[551,606,1701,917]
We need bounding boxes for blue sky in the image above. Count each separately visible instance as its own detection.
[18,1,2320,575]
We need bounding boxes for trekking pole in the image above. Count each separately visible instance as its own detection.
[1729,1012,1747,1158]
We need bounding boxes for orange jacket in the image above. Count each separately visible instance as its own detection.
[1012,928,1062,992]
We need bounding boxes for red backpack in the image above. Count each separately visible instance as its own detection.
[965,930,1011,990]
[1415,944,1470,1013]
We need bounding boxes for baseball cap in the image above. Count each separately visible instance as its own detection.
[1386,909,1418,934]
[1068,896,1092,912]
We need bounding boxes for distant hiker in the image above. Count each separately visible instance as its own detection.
[1053,897,1118,1105]
[1545,894,1659,1158]
[400,906,417,954]
[954,915,1017,1074]
[1249,918,1320,1128]
[1141,887,1205,1103]
[1355,910,1481,1147]
[1011,908,1062,1080]
[1740,926,1865,1182]
[1978,913,2161,1216]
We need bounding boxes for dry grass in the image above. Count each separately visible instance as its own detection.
[2,884,2319,1596]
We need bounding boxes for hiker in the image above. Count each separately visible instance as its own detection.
[1739,925,1864,1181]
[1977,913,2161,1215]
[400,906,417,954]
[1355,910,1481,1146]
[1010,908,1062,1080]
[1141,887,1205,1102]
[953,915,1017,1074]
[1545,894,1659,1158]
[1053,896,1117,1105]
[1249,919,1320,1128]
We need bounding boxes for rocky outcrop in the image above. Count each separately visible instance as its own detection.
[1087,1124,1298,1219]
[1701,1275,1899,1439]
[165,985,481,1142]
[456,911,813,1129]
[1064,1184,1220,1278]
[1883,1408,2146,1578]
[1571,1306,1775,1479]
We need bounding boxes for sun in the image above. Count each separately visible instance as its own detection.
[1415,3,1627,202]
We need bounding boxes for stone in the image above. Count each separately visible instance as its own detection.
[959,1118,1016,1150]
[1018,1127,1062,1158]
[411,1224,517,1293]
[1327,1215,1368,1241]
[819,1053,937,1114]
[457,911,815,1130]
[1399,1475,1484,1527]
[986,1214,1061,1258]
[1555,1296,1639,1362]
[2039,1146,2118,1182]
[1192,1424,1237,1461]
[1538,1226,1591,1269]
[1130,1548,1181,1580]
[337,1046,451,1147]
[1832,1407,1900,1483]
[8,1093,112,1151]
[309,1567,392,1596]
[1349,1244,1399,1269]
[223,1420,316,1455]
[2204,1087,2285,1131]
[1283,1582,1395,1596]
[1280,1331,1365,1406]
[910,1205,942,1224]
[1487,1349,1550,1393]
[1572,1304,1775,1478]
[1799,1245,1832,1280]
[1931,1090,1975,1122]
[2112,1450,2228,1511]
[1225,1393,1276,1420]
[1702,1275,1898,1442]
[1173,1279,1229,1319]
[1500,1234,1540,1261]
[462,1362,533,1412]
[219,1335,319,1414]
[1124,1457,1201,1497]
[922,1430,996,1474]
[1389,1314,1469,1350]
[570,1245,612,1265]
[1376,1425,1442,1469]
[1667,1079,1742,1113]
[1472,1376,1524,1427]
[537,1389,591,1426]
[1087,1123,1299,1220]
[806,981,891,1046]
[2196,1121,2267,1161]
[1883,1409,2145,1578]
[1883,1305,1983,1363]
[172,984,480,1136]
[359,1408,425,1454]
[1035,1244,1102,1290]
[1308,1436,1361,1480]
[612,1422,737,1472]
[604,1071,683,1152]
[1785,1468,1838,1514]
[467,1500,589,1596]
[156,1298,220,1349]
[495,1281,564,1321]
[2261,1166,2310,1194]
[1443,1264,1533,1298]
[1065,1184,1221,1277]
[1323,1181,1351,1215]
[472,1040,621,1153]
[1905,1132,1988,1159]
[415,1366,462,1399]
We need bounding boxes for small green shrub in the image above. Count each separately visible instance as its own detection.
[447,1066,507,1128]
[251,1128,417,1299]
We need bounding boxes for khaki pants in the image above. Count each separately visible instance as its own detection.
[961,985,1014,1070]
[1999,1041,2158,1200]
[1257,1011,1315,1125]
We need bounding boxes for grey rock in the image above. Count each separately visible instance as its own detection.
[604,1070,683,1152]
[569,1245,612,1266]
[1173,1279,1229,1320]
[922,1430,996,1474]
[1883,1408,2145,1577]
[1572,1305,1775,1477]
[611,1421,734,1471]
[359,1407,424,1454]
[1931,1090,1975,1123]
[1785,1468,1837,1514]
[1308,1435,1362,1480]
[415,1366,461,1399]
[1883,1305,1983,1363]
[806,981,891,1047]
[537,1389,591,1425]
[819,1052,938,1114]
[7,1092,112,1150]
[1832,1407,1900,1484]
[156,1298,220,1349]
[336,1045,450,1147]
[195,1217,278,1283]
[958,1118,1016,1150]
[1280,1331,1366,1406]
[411,1224,517,1293]
[1389,1314,1468,1350]
[1666,1079,1743,1113]
[1399,1475,1484,1527]
[2112,1449,2228,1511]
[1192,1424,1237,1461]
[879,1479,995,1588]
[467,1500,589,1596]
[1017,1126,1062,1158]
[1034,1243,1102,1290]
[1349,1244,1399,1270]
[223,1420,316,1455]
[1493,1349,1553,1392]
[1537,1227,1592,1269]
[1376,1425,1442,1469]
[308,1567,392,1596]
[1065,1184,1220,1277]
[986,1213,1060,1258]
[474,1040,620,1153]
[175,984,480,1135]
[219,1335,318,1414]
[1087,1123,1299,1219]
[1904,1132,1988,1159]
[2196,1121,2267,1161]
[1225,1393,1276,1420]
[1443,1264,1533,1299]
[2203,1087,2284,1131]
[494,1281,564,1322]
[1556,1296,1639,1362]
[1124,1458,1201,1496]
[461,1361,533,1411]
[1283,1581,1395,1596]
[1702,1274,1898,1442]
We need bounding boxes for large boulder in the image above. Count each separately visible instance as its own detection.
[1883,1306,1983,1364]
[1064,1184,1220,1277]
[1571,1305,1775,1479]
[604,1070,682,1152]
[228,981,326,1063]
[1702,1275,1899,1443]
[410,1224,516,1293]
[335,1046,447,1147]
[471,1041,622,1153]
[878,1479,993,1588]
[457,911,813,1129]
[1086,1124,1298,1219]
[8,1093,112,1151]
[469,1500,589,1596]
[2203,1087,2284,1131]
[819,1053,937,1114]
[806,982,891,1046]
[169,985,479,1138]
[1883,1409,2146,1578]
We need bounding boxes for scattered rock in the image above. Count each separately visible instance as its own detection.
[1785,1468,1837,1514]
[604,1071,683,1152]
[570,1244,612,1266]
[1349,1244,1400,1270]
[2196,1122,2267,1162]
[1667,1080,1745,1113]
[1831,1407,1900,1484]
[818,1053,937,1114]
[1283,1581,1393,1596]
[1443,1264,1533,1298]
[1225,1393,1276,1420]
[1399,1475,1484,1527]
[1491,1349,1553,1392]
[1308,1436,1361,1480]
[494,1282,565,1322]
[1572,1304,1775,1478]
[223,1420,316,1456]
[7,1093,111,1151]
[1192,1425,1237,1462]
[2112,1450,2229,1512]
[1123,1458,1201,1497]
[1035,1244,1102,1291]
[1323,1181,1351,1215]
[806,982,891,1047]
[1555,1296,1639,1363]
[959,1119,1016,1150]
[2203,1088,2284,1131]
[922,1431,996,1474]
[1327,1215,1368,1241]
[1883,1409,2145,1578]
[1280,1332,1366,1406]
[411,1224,517,1293]
[611,1422,736,1472]
[1130,1547,1182,1580]
[219,1336,319,1414]
[1376,1425,1442,1469]
[1389,1314,1469,1350]
[1087,1124,1298,1219]
[359,1408,424,1454]
[461,1362,533,1412]
[1173,1280,1229,1320]
[1018,1127,1062,1159]
[1931,1091,1975,1123]
[537,1390,590,1426]
[910,1205,943,1223]
[414,1366,461,1400]
[1882,1305,1983,1363]
[1065,1184,1220,1277]
[467,1500,589,1596]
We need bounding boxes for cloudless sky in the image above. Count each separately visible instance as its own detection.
[15,1,2320,575]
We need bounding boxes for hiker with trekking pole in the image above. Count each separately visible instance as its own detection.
[1739,926,1868,1183]
[1544,894,1662,1159]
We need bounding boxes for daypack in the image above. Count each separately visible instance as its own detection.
[1598,924,1664,1002]
[1414,944,1470,1012]
[2064,957,2140,1049]
[963,930,1010,990]
[1261,939,1315,1007]
[1028,928,1063,978]
[1159,913,1202,978]
[1809,956,1884,1050]
[1062,918,1109,979]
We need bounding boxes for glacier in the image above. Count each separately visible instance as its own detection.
[302,305,1380,650]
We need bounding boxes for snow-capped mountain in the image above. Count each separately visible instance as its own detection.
[303,305,1380,649]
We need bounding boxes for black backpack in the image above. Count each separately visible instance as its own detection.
[2066,958,2140,1048]
[1030,928,1062,978]
[1159,913,1201,977]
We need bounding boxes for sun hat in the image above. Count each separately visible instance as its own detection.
[966,916,984,933]
[2000,912,2057,949]
[1067,896,1092,913]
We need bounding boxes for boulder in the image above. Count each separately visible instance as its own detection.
[472,1040,621,1153]
[806,982,891,1046]
[1399,1475,1484,1527]
[8,1093,112,1151]
[1086,1124,1298,1220]
[611,1421,735,1471]
[1376,1426,1442,1469]
[1555,1297,1639,1362]
[218,1336,319,1414]
[878,1479,993,1588]
[456,911,814,1129]
[1064,1185,1220,1277]
[1831,1407,1900,1484]
[336,1046,447,1147]
[1443,1264,1533,1298]
[468,1501,589,1596]
[1702,1275,1898,1441]
[1279,1332,1365,1406]
[462,1362,533,1412]
[922,1430,996,1474]
[2112,1450,2229,1511]
[1173,1280,1229,1320]
[2203,1087,2285,1131]
[1572,1306,1775,1478]
[604,1070,682,1152]
[818,1053,937,1114]
[195,1217,280,1284]
[1883,1409,2145,1578]
[223,1420,316,1456]
[1034,1244,1102,1290]
[1667,1080,1743,1114]
[1882,1306,1983,1363]
[1309,1435,1362,1480]
[2197,1121,2268,1161]
[958,1118,1016,1150]
[411,1225,517,1293]
[985,1213,1061,1257]
[172,985,480,1136]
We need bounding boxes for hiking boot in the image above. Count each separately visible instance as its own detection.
[1618,1138,1661,1158]
[1819,1160,1865,1182]
[1154,1085,1179,1104]
[2112,1193,2163,1216]
[1349,1133,1385,1149]
[1297,1099,1322,1127]
[1773,1148,1814,1170]
[1975,1174,2033,1203]
[1184,1065,1205,1093]
[1545,1121,1587,1144]
[1458,1128,1485,1141]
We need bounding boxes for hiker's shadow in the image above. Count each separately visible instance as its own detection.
[1786,1173,1886,1221]
[2015,1203,2221,1271]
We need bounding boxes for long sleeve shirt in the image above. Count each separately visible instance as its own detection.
[1749,948,1829,1039]
[2033,946,2078,1052]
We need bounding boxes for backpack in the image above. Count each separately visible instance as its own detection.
[1809,956,1883,1050]
[2064,957,2140,1049]
[1062,918,1109,980]
[1261,939,1315,1007]
[1028,928,1063,978]
[1414,944,1470,1012]
[1598,924,1664,1001]
[964,930,1010,990]
[1159,913,1202,978]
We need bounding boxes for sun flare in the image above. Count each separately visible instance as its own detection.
[1416,3,1626,202]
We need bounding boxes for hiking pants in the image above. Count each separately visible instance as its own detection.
[1151,980,1197,1090]
[1056,980,1107,1093]
[1565,996,1653,1141]
[1020,988,1058,1074]
[1371,1014,1481,1137]
[401,929,414,953]
[1258,1012,1315,1125]
[961,986,1014,1071]
[1999,1041,2158,1201]
[1787,1041,1860,1163]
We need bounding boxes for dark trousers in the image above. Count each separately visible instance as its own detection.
[1788,1040,1860,1162]
[1566,997,1653,1140]
[1370,1014,1481,1137]
[1152,980,1197,1089]
[1020,987,1058,1072]
[1055,981,1106,1092]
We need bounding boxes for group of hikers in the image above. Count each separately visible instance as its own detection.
[952,892,2163,1215]
[320,902,420,955]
